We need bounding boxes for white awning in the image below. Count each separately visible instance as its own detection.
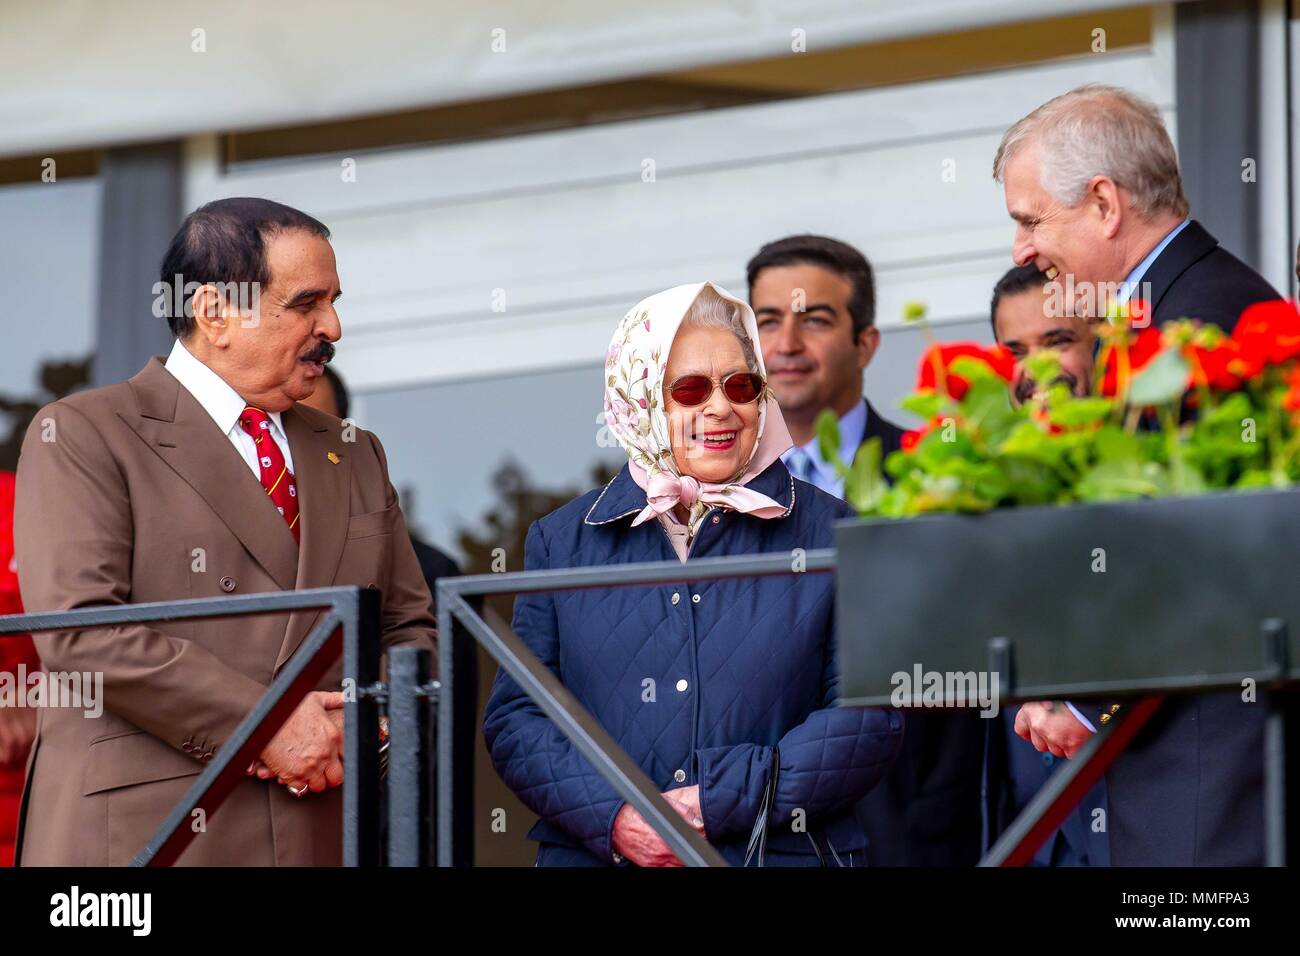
[0,0,1160,158]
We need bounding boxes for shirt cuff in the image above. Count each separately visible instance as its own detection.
[1065,701,1097,734]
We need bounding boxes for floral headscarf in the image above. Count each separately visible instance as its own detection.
[602,281,795,539]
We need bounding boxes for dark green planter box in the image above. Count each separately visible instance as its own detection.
[834,488,1300,708]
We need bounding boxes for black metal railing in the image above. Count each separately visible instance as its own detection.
[0,586,383,866]
[3,558,1290,867]
[434,549,839,867]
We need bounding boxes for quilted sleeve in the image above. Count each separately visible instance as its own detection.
[482,520,626,862]
[692,591,904,842]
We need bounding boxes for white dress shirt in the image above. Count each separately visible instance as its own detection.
[163,338,295,477]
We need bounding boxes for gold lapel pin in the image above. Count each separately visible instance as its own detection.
[327,452,340,464]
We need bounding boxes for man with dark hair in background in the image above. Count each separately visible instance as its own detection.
[14,197,434,865]
[991,264,1097,403]
[299,364,466,614]
[747,234,903,487]
[299,362,478,864]
[747,234,985,866]
[984,264,1109,866]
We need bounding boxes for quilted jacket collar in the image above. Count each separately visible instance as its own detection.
[584,459,796,526]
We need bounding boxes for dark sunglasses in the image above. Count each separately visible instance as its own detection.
[667,371,766,407]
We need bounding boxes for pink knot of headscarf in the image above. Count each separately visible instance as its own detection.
[632,467,787,527]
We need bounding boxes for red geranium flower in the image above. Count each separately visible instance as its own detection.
[1284,366,1300,412]
[917,343,1015,400]
[1099,325,1162,397]
[1188,339,1261,391]
[1232,299,1300,367]
[901,414,959,452]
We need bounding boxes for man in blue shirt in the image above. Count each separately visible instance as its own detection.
[995,83,1279,866]
[746,234,904,495]
[747,234,986,866]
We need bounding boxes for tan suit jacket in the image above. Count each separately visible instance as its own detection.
[12,356,436,865]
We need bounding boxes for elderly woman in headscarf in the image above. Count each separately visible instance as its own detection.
[483,282,902,866]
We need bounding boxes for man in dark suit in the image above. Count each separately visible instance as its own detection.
[994,84,1280,866]
[747,234,986,866]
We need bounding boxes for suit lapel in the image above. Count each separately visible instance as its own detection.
[1141,220,1218,318]
[123,358,298,591]
[275,406,351,671]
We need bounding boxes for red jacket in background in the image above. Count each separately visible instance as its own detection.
[0,470,39,866]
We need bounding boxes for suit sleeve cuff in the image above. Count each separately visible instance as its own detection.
[1065,701,1097,734]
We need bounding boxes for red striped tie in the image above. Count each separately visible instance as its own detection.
[237,406,300,544]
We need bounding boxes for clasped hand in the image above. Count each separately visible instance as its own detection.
[1014,700,1093,758]
[244,690,345,795]
[610,784,706,867]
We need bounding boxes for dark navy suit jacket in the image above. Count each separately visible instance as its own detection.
[1105,220,1278,865]
[841,399,989,866]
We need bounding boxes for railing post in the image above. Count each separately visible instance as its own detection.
[436,582,454,866]
[387,646,433,866]
[1262,618,1291,867]
[343,586,383,867]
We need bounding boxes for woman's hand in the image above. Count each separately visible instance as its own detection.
[663,785,705,834]
[611,787,707,867]
[612,803,682,866]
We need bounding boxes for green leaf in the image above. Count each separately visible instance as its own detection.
[1093,424,1140,462]
[1127,349,1190,407]
[899,390,944,420]
[902,301,928,322]
[1074,459,1170,501]
[844,437,885,515]
[815,408,841,466]
[1048,397,1115,427]
[1022,351,1062,392]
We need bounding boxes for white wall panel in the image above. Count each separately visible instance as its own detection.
[1,0,1174,157]
[185,47,1174,392]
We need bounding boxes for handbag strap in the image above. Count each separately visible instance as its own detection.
[743,745,780,867]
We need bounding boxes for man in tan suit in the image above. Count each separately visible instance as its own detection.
[12,197,435,865]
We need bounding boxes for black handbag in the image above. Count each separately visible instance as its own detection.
[742,745,850,867]
[743,746,780,867]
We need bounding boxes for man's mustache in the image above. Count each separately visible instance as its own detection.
[767,358,815,374]
[302,341,336,364]
[1015,371,1080,403]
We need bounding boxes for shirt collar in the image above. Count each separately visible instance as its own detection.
[1118,218,1190,304]
[163,338,286,440]
[781,399,867,481]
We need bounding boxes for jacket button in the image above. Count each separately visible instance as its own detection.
[202,750,215,761]
[219,576,236,592]
[676,679,688,692]
[673,769,686,783]
[671,592,680,605]
[691,594,700,604]
[181,741,194,753]
[712,515,720,524]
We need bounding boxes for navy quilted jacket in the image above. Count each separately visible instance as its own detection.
[482,458,904,866]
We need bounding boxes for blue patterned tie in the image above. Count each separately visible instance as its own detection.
[786,448,813,483]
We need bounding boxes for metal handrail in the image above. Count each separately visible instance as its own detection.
[435,549,837,867]
[0,586,382,866]
[435,549,1293,869]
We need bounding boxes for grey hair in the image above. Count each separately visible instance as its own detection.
[681,285,760,373]
[992,84,1189,221]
